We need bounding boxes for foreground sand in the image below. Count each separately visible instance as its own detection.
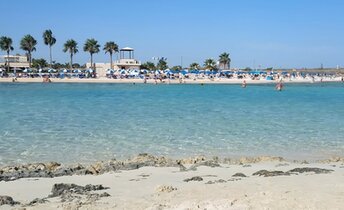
[0,77,342,84]
[0,160,343,210]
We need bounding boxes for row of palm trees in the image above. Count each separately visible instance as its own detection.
[187,53,231,70]
[0,30,119,71]
[142,53,231,71]
[1,29,231,72]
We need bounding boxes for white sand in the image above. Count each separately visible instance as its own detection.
[0,162,343,209]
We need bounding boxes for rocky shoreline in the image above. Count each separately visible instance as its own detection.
[1,153,343,182]
[0,154,343,209]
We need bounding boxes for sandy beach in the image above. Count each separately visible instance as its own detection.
[0,155,343,209]
[0,77,342,84]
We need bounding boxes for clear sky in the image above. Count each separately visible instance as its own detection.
[1,0,343,68]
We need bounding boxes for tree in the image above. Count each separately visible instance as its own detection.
[63,39,78,69]
[171,65,182,71]
[52,62,63,69]
[218,52,231,69]
[157,58,168,70]
[0,36,14,72]
[204,58,217,70]
[83,38,100,70]
[103,41,118,69]
[140,62,155,70]
[73,63,81,68]
[43,29,56,68]
[32,58,48,69]
[189,62,200,70]
[20,34,37,68]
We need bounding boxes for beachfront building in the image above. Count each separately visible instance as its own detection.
[0,54,30,69]
[86,47,141,77]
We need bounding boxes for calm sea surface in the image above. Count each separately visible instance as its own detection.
[0,82,343,165]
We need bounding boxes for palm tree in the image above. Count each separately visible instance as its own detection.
[83,38,100,70]
[43,29,56,68]
[204,58,216,70]
[157,58,168,70]
[20,34,37,68]
[189,62,200,70]
[0,36,14,73]
[140,62,155,70]
[103,41,118,69]
[219,52,231,70]
[63,39,78,69]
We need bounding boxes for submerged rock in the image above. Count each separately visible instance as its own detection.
[252,170,290,177]
[183,176,203,182]
[0,195,20,206]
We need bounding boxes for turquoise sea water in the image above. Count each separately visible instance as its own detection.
[0,82,343,165]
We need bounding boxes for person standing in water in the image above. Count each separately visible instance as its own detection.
[241,80,247,88]
[276,81,283,91]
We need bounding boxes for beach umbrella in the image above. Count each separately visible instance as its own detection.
[181,70,188,75]
[129,70,139,76]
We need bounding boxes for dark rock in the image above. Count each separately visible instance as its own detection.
[232,173,247,177]
[187,160,221,171]
[0,195,20,206]
[49,183,109,198]
[183,176,203,182]
[28,198,48,205]
[100,192,111,197]
[252,170,290,177]
[52,167,74,177]
[288,167,333,174]
[228,178,241,181]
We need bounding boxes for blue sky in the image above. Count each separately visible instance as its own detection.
[1,0,344,68]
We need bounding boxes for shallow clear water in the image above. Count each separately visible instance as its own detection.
[0,82,343,165]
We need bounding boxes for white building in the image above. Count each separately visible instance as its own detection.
[0,55,30,69]
[86,47,141,77]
